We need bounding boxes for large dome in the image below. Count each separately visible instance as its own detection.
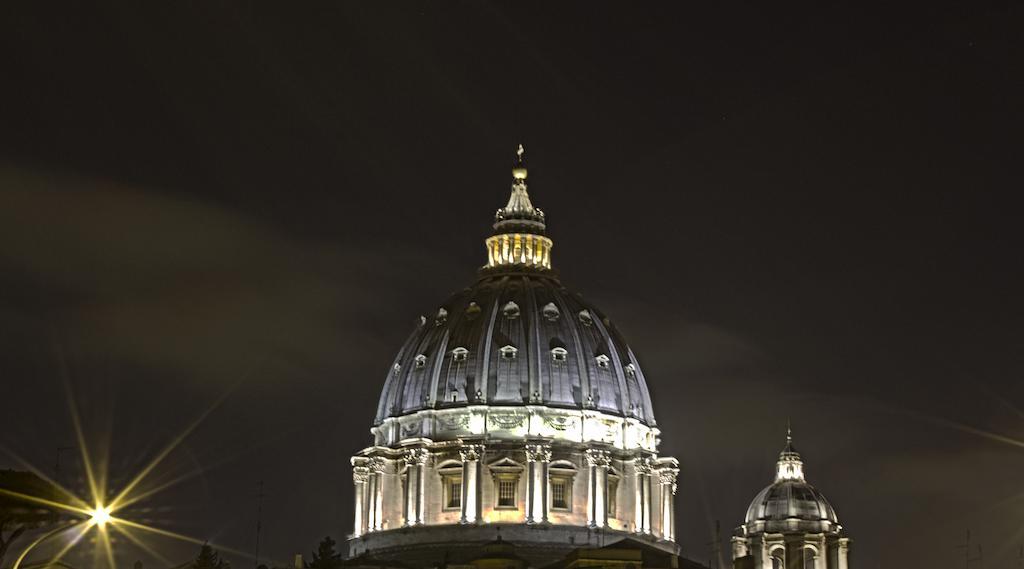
[348,146,680,562]
[374,272,656,426]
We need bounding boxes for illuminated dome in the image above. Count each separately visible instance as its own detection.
[742,431,840,533]
[348,146,680,565]
[731,428,850,569]
[744,481,838,529]
[374,273,657,427]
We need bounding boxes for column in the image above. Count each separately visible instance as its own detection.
[634,456,653,534]
[352,465,369,537]
[367,457,386,532]
[658,467,678,541]
[403,448,429,526]
[459,444,484,524]
[525,444,551,524]
[836,538,850,569]
[540,453,550,523]
[586,448,611,528]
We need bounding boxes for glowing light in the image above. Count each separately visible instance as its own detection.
[90,505,112,527]
[1,369,253,569]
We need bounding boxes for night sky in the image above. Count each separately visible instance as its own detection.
[1,2,1022,568]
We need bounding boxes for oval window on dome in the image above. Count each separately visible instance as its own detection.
[578,310,593,326]
[595,354,610,369]
[542,302,560,321]
[465,302,481,320]
[414,354,427,369]
[435,308,448,326]
[551,347,568,362]
[502,301,520,319]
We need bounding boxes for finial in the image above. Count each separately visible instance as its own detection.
[512,144,528,180]
[786,420,792,445]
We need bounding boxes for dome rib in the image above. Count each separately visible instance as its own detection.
[549,285,591,409]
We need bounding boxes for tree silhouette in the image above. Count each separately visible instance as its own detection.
[0,470,61,567]
[306,536,342,569]
[192,543,230,569]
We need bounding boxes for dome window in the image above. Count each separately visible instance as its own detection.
[625,363,636,378]
[500,345,518,360]
[542,302,560,321]
[551,347,568,362]
[435,308,448,326]
[595,354,610,369]
[465,302,481,320]
[578,310,593,326]
[452,347,469,362]
[414,354,427,369]
[503,301,520,319]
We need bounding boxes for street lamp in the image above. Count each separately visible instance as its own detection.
[89,505,111,527]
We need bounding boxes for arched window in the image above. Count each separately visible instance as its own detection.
[802,546,818,569]
[502,301,520,319]
[451,347,469,363]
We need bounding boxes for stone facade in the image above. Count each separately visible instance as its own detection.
[349,430,679,545]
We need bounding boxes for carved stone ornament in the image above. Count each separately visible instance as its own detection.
[525,444,552,463]
[401,422,422,438]
[404,448,430,465]
[545,415,575,431]
[352,466,370,483]
[459,444,485,462]
[439,414,470,430]
[489,413,525,429]
[367,457,387,473]
[585,448,612,467]
[659,468,679,494]
[634,456,655,475]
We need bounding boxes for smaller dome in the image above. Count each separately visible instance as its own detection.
[742,429,841,534]
[745,480,838,525]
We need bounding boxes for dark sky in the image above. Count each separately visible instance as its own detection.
[1,2,1022,568]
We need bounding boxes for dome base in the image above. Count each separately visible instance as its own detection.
[347,523,679,566]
